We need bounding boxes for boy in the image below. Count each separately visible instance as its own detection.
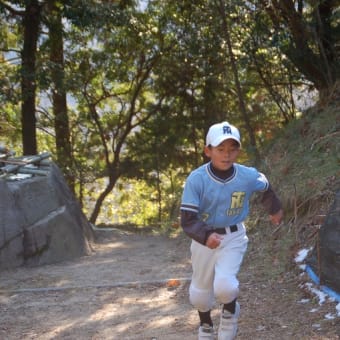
[180,121,283,340]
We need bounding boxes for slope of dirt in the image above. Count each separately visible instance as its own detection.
[0,227,339,340]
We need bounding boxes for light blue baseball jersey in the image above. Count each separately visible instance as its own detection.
[180,162,269,228]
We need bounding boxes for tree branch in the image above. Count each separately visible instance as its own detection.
[0,1,25,15]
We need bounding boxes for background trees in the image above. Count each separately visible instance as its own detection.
[0,0,338,225]
[258,0,339,99]
[0,0,43,155]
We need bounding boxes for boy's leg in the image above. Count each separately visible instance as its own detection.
[222,299,236,314]
[218,301,240,340]
[189,240,217,339]
[189,240,216,312]
[214,223,248,340]
[198,310,213,326]
[214,223,248,303]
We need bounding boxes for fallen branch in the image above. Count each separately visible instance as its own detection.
[310,131,340,150]
[1,152,51,174]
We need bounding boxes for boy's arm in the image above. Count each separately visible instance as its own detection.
[181,210,223,248]
[180,210,215,245]
[270,209,283,225]
[261,184,283,225]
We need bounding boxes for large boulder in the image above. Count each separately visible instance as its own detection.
[306,190,340,293]
[0,163,93,270]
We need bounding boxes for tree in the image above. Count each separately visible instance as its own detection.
[0,0,44,155]
[0,10,21,148]
[45,0,74,190]
[64,6,169,224]
[21,0,42,155]
[258,0,339,99]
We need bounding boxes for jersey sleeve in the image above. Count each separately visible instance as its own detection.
[180,172,202,213]
[180,171,214,245]
[250,167,282,214]
[251,169,269,192]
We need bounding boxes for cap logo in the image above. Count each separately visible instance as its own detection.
[223,125,232,134]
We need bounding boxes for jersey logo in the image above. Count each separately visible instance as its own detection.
[201,213,209,222]
[227,191,245,216]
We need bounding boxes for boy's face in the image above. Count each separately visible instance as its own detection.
[204,139,240,171]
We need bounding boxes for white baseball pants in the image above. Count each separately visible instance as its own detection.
[189,223,248,312]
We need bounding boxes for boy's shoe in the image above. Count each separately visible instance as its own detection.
[198,323,215,339]
[217,302,240,340]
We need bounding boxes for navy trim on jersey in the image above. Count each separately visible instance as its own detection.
[207,162,236,183]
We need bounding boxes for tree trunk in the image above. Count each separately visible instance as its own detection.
[48,0,74,191]
[89,175,118,225]
[21,0,41,155]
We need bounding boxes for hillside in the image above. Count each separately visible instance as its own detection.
[245,88,340,314]
[257,89,339,241]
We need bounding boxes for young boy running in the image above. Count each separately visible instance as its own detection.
[180,121,283,340]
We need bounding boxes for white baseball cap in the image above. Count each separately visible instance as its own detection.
[206,121,241,147]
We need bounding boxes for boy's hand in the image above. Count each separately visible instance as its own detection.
[206,233,224,249]
[270,209,283,225]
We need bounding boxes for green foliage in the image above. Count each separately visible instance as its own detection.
[0,59,21,149]
[115,179,159,226]
[84,175,181,227]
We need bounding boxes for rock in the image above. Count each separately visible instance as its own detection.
[0,163,93,270]
[307,190,340,293]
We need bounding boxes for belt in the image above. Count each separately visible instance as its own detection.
[214,225,238,234]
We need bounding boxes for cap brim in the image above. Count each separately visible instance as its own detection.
[210,136,241,147]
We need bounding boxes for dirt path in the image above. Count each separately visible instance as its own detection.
[0,228,339,340]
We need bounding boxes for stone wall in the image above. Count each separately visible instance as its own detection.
[0,163,93,270]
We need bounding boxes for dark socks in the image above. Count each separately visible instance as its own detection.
[198,310,213,326]
[198,299,237,326]
[223,298,236,314]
